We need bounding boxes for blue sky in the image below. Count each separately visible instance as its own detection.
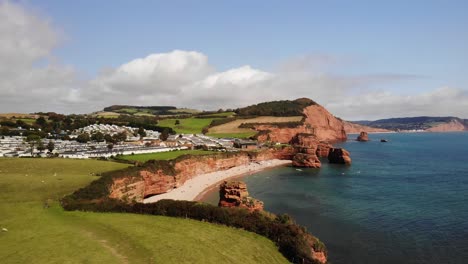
[1,0,467,118]
[36,0,467,87]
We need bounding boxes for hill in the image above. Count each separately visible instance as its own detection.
[353,116,468,132]
[342,121,392,134]
[0,158,288,263]
[208,98,346,142]
[101,105,200,116]
[234,98,317,117]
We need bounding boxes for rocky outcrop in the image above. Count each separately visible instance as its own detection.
[255,103,347,143]
[357,131,369,141]
[218,181,264,212]
[328,148,352,165]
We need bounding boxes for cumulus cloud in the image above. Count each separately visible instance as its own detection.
[0,1,467,120]
[0,1,78,113]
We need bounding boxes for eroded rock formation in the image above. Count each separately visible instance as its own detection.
[357,131,369,141]
[218,181,264,212]
[316,142,333,158]
[328,148,352,165]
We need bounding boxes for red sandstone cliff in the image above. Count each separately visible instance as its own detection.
[255,104,347,143]
[426,119,466,132]
[109,151,284,202]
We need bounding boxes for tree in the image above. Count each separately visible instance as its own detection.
[35,116,47,127]
[37,140,46,152]
[107,143,114,152]
[159,128,169,141]
[47,141,55,153]
[26,134,41,155]
[76,132,90,143]
[112,132,127,143]
[0,126,10,136]
[137,127,146,138]
[91,131,104,142]
[104,134,113,143]
[202,127,209,135]
[175,120,180,125]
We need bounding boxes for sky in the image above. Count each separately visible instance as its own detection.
[1,0,467,120]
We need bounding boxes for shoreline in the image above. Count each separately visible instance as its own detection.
[143,159,292,204]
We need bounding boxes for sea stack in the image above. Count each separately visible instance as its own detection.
[218,181,264,212]
[290,133,321,168]
[357,131,369,142]
[328,148,352,165]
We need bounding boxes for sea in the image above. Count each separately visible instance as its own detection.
[202,132,468,264]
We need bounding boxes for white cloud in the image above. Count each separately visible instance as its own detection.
[0,1,77,113]
[0,1,467,120]
[328,87,468,120]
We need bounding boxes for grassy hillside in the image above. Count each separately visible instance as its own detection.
[158,118,217,134]
[0,158,288,264]
[235,98,316,116]
[208,116,303,135]
[119,150,217,162]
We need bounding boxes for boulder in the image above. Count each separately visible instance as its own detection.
[357,131,369,142]
[328,148,352,165]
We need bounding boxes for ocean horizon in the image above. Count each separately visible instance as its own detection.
[202,132,468,264]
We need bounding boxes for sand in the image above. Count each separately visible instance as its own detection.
[143,159,291,204]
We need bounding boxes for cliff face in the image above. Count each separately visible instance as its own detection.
[109,153,255,202]
[426,119,466,132]
[255,104,347,143]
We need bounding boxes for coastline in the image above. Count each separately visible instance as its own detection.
[143,159,292,204]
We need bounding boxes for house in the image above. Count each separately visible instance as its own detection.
[233,139,258,150]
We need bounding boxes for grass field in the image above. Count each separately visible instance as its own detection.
[158,118,217,134]
[119,150,217,162]
[0,158,286,264]
[207,132,257,139]
[208,116,303,134]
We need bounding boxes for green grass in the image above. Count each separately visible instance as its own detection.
[119,150,218,162]
[158,118,217,134]
[0,158,287,264]
[207,132,257,139]
[13,118,36,124]
[200,111,236,117]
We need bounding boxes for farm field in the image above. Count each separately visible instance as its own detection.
[207,132,257,139]
[119,149,217,162]
[0,158,286,264]
[158,118,216,134]
[208,116,303,134]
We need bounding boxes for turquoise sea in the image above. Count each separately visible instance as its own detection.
[202,132,468,264]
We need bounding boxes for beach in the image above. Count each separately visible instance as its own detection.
[143,159,291,204]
